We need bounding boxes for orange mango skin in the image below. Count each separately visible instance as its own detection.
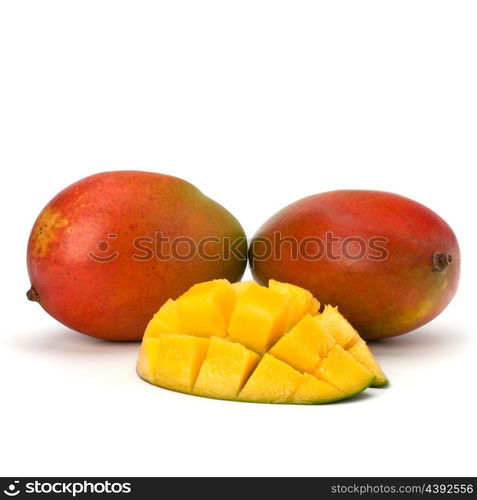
[250,190,460,339]
[27,171,247,340]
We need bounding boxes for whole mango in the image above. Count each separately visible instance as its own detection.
[27,171,247,340]
[249,190,460,339]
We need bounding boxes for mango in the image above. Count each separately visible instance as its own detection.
[250,190,460,339]
[26,171,247,340]
[137,279,387,403]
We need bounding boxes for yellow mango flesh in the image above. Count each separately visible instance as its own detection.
[137,279,388,404]
[269,314,335,372]
[137,337,162,382]
[268,279,320,330]
[315,306,386,386]
[193,337,260,400]
[317,305,360,348]
[314,345,374,394]
[176,279,236,338]
[348,339,389,387]
[144,299,182,338]
[238,354,303,403]
[227,284,289,353]
[231,280,256,297]
[152,334,210,393]
[294,374,344,404]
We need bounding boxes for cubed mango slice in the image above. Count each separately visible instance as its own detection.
[294,374,344,404]
[314,345,374,394]
[144,299,182,338]
[316,305,360,348]
[176,279,236,338]
[269,279,320,330]
[150,334,210,393]
[238,354,303,403]
[136,337,161,382]
[348,339,389,387]
[137,279,388,404]
[228,284,289,353]
[193,337,260,400]
[231,280,257,298]
[269,314,335,372]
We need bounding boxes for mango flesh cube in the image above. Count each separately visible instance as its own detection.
[348,339,388,387]
[294,374,344,404]
[268,314,335,372]
[153,334,210,393]
[316,305,360,348]
[269,279,320,330]
[193,337,260,400]
[231,280,257,298]
[176,279,236,338]
[144,299,182,339]
[315,345,374,394]
[309,298,321,315]
[238,354,303,403]
[228,284,289,353]
[136,337,161,383]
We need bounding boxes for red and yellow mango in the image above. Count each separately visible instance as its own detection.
[250,190,460,339]
[26,171,247,340]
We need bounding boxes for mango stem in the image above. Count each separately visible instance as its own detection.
[432,252,452,272]
[26,286,40,302]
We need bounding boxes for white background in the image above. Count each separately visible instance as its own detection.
[1,1,476,477]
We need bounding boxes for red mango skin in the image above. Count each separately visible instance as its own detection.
[250,190,460,339]
[27,171,247,341]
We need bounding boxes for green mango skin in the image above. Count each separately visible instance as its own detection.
[250,190,460,339]
[27,171,247,341]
